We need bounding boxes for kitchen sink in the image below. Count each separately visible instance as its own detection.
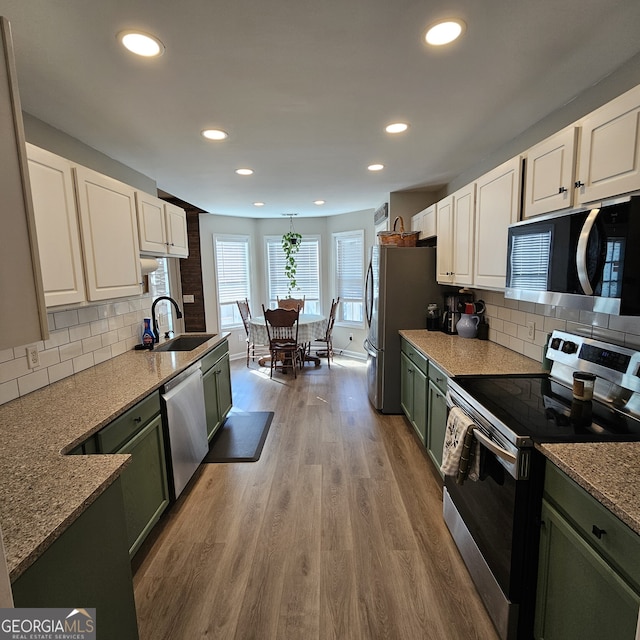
[154,334,216,352]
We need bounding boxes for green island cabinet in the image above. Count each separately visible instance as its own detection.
[12,478,139,640]
[202,340,232,441]
[426,360,448,474]
[535,461,640,639]
[400,338,429,445]
[69,390,170,559]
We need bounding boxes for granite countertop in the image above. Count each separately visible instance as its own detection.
[401,330,640,538]
[536,442,640,535]
[0,333,228,581]
[399,329,546,377]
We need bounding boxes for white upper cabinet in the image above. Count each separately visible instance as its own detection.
[523,127,578,218]
[436,195,454,283]
[164,202,189,258]
[27,144,86,306]
[0,18,48,350]
[411,204,436,240]
[136,193,188,258]
[136,191,167,255]
[74,166,142,301]
[436,185,475,286]
[576,84,640,204]
[452,183,475,287]
[474,156,522,290]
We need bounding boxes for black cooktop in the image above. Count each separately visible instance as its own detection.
[455,374,640,443]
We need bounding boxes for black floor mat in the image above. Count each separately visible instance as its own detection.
[202,411,274,462]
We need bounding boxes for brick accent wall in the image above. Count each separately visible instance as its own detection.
[161,195,206,332]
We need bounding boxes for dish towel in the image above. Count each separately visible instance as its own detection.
[440,405,480,484]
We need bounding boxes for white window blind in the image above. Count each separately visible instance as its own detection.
[509,230,552,290]
[334,230,364,324]
[266,236,320,313]
[214,236,251,328]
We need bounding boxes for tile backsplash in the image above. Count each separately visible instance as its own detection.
[0,296,157,406]
[480,290,640,363]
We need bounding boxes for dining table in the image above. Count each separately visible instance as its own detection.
[248,313,328,367]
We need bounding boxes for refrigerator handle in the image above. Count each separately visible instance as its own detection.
[365,260,373,327]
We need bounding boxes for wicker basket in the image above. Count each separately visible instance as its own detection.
[378,216,420,247]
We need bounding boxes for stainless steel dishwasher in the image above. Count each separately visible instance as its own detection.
[161,362,208,499]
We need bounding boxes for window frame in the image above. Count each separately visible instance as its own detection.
[213,234,252,330]
[332,229,365,328]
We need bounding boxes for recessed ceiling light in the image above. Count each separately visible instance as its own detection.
[313,200,326,205]
[368,164,384,172]
[424,19,465,46]
[253,202,265,207]
[202,129,228,140]
[236,168,253,176]
[385,123,409,134]
[118,30,165,57]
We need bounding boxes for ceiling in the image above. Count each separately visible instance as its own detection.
[3,0,640,219]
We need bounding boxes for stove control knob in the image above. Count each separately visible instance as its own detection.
[562,341,578,354]
[550,338,562,351]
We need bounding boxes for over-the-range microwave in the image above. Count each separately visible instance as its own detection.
[505,196,640,315]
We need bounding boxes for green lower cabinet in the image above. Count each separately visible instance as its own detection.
[535,463,640,640]
[203,351,232,441]
[117,415,169,557]
[426,379,447,473]
[400,350,428,444]
[12,478,139,640]
[535,500,640,639]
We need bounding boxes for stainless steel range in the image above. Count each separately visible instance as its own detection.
[444,330,640,640]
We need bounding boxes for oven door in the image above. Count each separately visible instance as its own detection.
[443,394,544,639]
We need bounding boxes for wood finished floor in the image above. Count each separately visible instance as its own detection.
[132,356,499,640]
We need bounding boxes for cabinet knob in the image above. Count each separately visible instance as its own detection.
[558,186,567,194]
[575,180,585,188]
[591,524,606,539]
[134,416,142,423]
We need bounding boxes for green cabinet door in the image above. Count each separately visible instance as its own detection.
[400,351,414,422]
[535,500,640,640]
[203,352,232,441]
[427,379,448,473]
[117,414,169,557]
[400,350,427,444]
[12,478,139,640]
[412,366,428,444]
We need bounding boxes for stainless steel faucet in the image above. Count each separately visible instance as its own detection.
[151,296,183,343]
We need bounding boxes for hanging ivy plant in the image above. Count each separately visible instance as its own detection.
[282,231,302,295]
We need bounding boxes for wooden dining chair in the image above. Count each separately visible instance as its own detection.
[236,298,254,366]
[315,297,340,367]
[277,295,305,312]
[262,305,303,378]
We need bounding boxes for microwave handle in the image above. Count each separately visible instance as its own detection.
[576,207,601,296]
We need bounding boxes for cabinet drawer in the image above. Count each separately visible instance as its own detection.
[98,391,161,453]
[201,340,229,373]
[428,361,448,393]
[400,339,428,375]
[544,462,640,590]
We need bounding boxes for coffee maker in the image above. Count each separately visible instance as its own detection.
[442,291,475,334]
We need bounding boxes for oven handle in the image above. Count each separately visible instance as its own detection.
[472,428,517,465]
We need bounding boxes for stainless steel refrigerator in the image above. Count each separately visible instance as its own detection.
[364,245,445,413]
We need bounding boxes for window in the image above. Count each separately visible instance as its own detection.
[266,236,320,313]
[214,235,251,328]
[148,257,175,334]
[509,230,551,290]
[333,230,364,325]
